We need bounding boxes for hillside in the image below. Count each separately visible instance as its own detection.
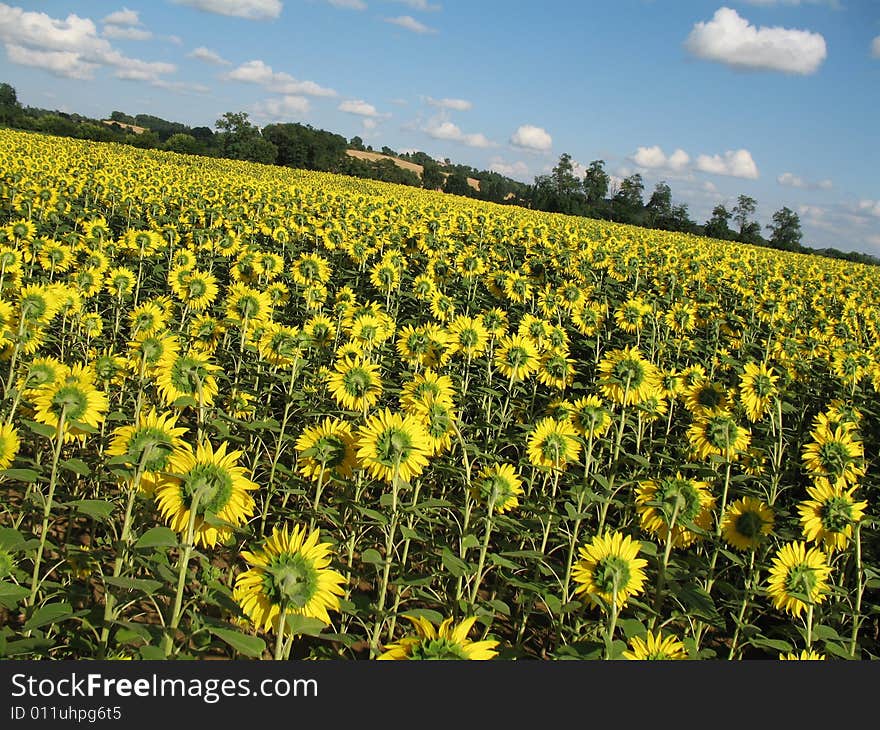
[345,149,481,192]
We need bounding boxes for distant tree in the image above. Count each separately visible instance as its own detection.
[767,206,803,251]
[740,221,764,246]
[583,160,609,205]
[381,145,395,157]
[443,172,473,196]
[0,82,21,125]
[215,111,277,164]
[704,204,734,240]
[733,195,757,236]
[611,173,645,223]
[164,133,201,155]
[551,152,582,198]
[190,126,215,142]
[349,135,365,151]
[109,110,136,124]
[646,181,673,227]
[421,161,444,190]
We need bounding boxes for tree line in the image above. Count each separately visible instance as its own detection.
[0,81,874,265]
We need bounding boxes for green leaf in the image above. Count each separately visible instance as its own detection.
[61,458,91,477]
[25,602,73,630]
[104,576,163,593]
[619,618,647,640]
[399,608,444,625]
[209,627,266,658]
[461,534,480,551]
[360,549,384,566]
[139,645,166,660]
[134,526,179,549]
[286,615,326,637]
[2,467,41,483]
[441,547,469,578]
[0,581,30,610]
[0,528,26,551]
[812,624,843,642]
[67,499,115,521]
[23,419,57,439]
[747,636,792,653]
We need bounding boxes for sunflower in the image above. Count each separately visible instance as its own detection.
[106,409,188,494]
[304,314,336,350]
[526,417,581,470]
[234,524,346,632]
[494,333,540,382]
[172,268,218,312]
[356,408,432,484]
[129,300,170,338]
[378,615,498,660]
[613,296,652,334]
[779,650,825,661]
[684,380,731,418]
[472,463,523,514]
[635,474,715,548]
[295,417,357,483]
[570,395,612,439]
[802,423,865,486]
[766,542,832,619]
[0,423,20,470]
[597,346,661,406]
[226,388,256,420]
[18,356,68,398]
[410,398,456,456]
[155,350,220,408]
[622,631,688,660]
[447,315,489,359]
[225,283,273,327]
[326,357,383,412]
[291,253,331,287]
[104,266,136,298]
[258,323,305,368]
[687,411,751,462]
[572,531,649,610]
[721,496,774,551]
[395,324,449,369]
[739,361,779,423]
[399,369,456,413]
[154,441,258,548]
[798,478,867,551]
[188,314,225,355]
[17,284,60,325]
[31,363,109,441]
[536,350,576,391]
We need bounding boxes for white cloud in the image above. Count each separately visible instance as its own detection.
[510,124,552,152]
[362,118,378,130]
[684,7,826,74]
[224,59,336,96]
[0,4,176,84]
[102,8,141,26]
[630,145,690,172]
[424,120,492,148]
[489,157,529,179]
[251,95,311,119]
[172,0,282,20]
[872,36,880,58]
[426,96,472,111]
[778,172,833,190]
[326,0,367,8]
[857,200,880,218]
[103,26,152,41]
[392,0,441,10]
[743,0,839,5]
[695,148,759,179]
[385,15,435,33]
[189,46,231,65]
[339,99,381,116]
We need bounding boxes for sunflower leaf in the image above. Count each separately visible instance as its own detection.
[1,468,41,482]
[134,526,179,549]
[286,615,326,637]
[209,627,265,658]
[67,499,115,521]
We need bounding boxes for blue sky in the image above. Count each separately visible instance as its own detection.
[1,0,878,255]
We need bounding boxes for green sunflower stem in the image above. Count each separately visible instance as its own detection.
[850,522,864,658]
[562,434,594,607]
[728,549,757,660]
[805,604,814,651]
[386,480,422,642]
[274,606,287,661]
[27,406,67,608]
[163,489,203,658]
[469,497,496,606]
[263,362,299,536]
[604,580,620,661]
[649,499,681,631]
[369,469,401,658]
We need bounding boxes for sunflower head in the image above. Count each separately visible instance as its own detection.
[572,531,648,611]
[378,616,499,660]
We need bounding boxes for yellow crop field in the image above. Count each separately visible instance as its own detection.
[0,128,877,661]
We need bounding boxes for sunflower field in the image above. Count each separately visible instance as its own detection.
[0,127,877,661]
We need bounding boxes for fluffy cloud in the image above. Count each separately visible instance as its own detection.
[188,46,231,65]
[0,4,175,83]
[391,0,441,10]
[103,26,152,41]
[510,124,552,152]
[684,7,826,74]
[326,0,367,9]
[172,0,282,20]
[102,8,141,26]
[489,157,529,179]
[630,145,690,172]
[424,120,492,148]
[857,200,880,218]
[872,36,880,59]
[695,149,760,179]
[339,99,381,116]
[426,96,472,111]
[385,15,435,33]
[224,59,336,96]
[251,95,311,119]
[778,172,832,190]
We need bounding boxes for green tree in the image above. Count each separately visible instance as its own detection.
[733,195,757,236]
[611,173,645,223]
[443,172,473,196]
[0,82,21,125]
[421,161,444,190]
[583,160,609,205]
[704,204,734,240]
[551,152,581,198]
[215,111,277,164]
[767,206,803,251]
[646,181,672,227]
[164,133,201,155]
